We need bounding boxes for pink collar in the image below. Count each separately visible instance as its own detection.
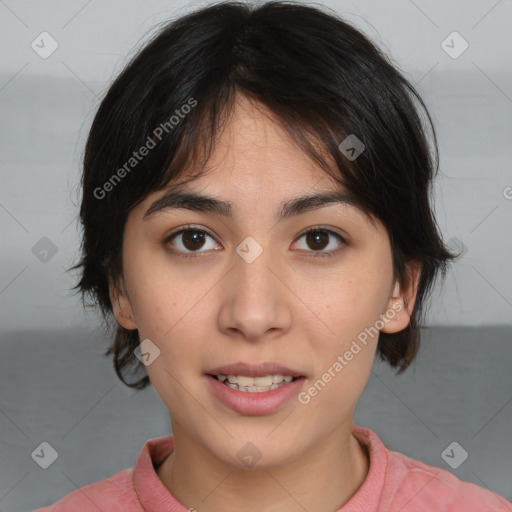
[132,425,388,511]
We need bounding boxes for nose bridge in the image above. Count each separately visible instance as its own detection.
[236,236,274,295]
[219,235,291,339]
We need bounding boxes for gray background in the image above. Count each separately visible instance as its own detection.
[0,0,511,510]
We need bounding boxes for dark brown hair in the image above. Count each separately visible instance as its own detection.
[71,1,458,389]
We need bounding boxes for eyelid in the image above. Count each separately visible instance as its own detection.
[164,224,220,255]
[292,226,348,258]
[166,223,217,239]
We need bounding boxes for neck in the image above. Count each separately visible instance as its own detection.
[157,423,369,512]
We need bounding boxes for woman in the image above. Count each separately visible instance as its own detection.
[34,1,511,510]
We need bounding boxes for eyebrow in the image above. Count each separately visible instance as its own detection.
[143,188,361,222]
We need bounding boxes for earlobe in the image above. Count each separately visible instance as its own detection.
[109,276,137,330]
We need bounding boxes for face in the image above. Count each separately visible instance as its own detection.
[110,95,418,469]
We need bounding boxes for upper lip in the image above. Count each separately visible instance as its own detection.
[206,362,304,378]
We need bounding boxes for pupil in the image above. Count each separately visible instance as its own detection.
[307,230,328,251]
[183,230,205,251]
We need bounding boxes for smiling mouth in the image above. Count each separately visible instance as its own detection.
[208,374,301,393]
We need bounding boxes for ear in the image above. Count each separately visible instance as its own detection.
[109,276,137,330]
[380,262,421,334]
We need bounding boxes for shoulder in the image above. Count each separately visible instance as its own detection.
[384,448,512,511]
[31,467,141,511]
[352,426,511,512]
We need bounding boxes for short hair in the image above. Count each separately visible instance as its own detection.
[71,1,458,389]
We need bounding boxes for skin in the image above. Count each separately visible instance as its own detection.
[110,94,420,512]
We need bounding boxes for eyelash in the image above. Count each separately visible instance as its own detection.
[163,224,347,259]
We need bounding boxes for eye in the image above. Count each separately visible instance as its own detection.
[292,227,347,258]
[164,225,347,259]
[164,225,220,256]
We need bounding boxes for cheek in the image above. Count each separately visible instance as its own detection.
[302,265,390,348]
[121,251,220,393]
[122,239,208,334]
[295,260,390,407]
[300,274,382,409]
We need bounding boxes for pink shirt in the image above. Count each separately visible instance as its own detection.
[33,426,511,511]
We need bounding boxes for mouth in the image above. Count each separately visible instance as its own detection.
[207,374,302,393]
[205,374,306,415]
[204,362,307,415]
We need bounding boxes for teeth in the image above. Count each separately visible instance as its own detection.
[222,374,295,386]
[214,374,299,392]
[226,382,287,392]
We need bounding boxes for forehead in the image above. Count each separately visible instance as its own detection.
[178,95,340,193]
[138,96,378,229]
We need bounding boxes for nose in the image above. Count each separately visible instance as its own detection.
[217,239,293,342]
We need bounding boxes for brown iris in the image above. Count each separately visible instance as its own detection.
[182,230,206,251]
[305,230,329,251]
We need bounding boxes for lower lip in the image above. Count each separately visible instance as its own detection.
[206,375,306,415]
